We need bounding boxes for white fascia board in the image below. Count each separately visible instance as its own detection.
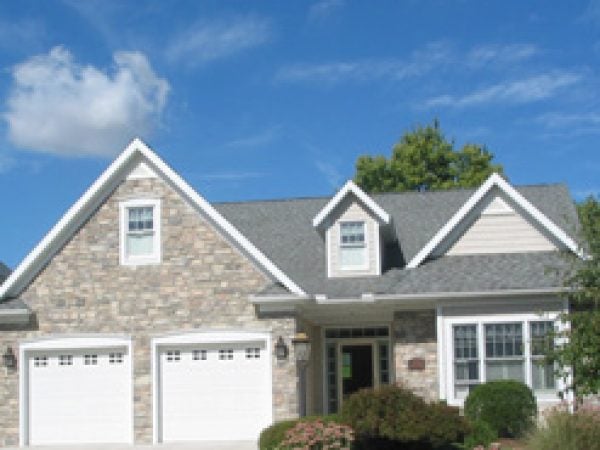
[312,180,390,228]
[1,138,306,299]
[406,173,580,268]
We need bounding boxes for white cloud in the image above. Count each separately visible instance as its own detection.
[225,126,282,148]
[308,0,345,21]
[315,160,343,189]
[466,43,538,67]
[276,41,451,84]
[424,72,581,108]
[535,111,600,128]
[4,47,169,157]
[166,16,271,66]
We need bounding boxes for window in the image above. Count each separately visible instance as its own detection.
[84,354,98,365]
[339,221,367,268]
[219,349,234,360]
[453,325,480,399]
[192,350,207,361]
[166,350,181,362]
[485,323,524,382]
[530,322,555,392]
[245,347,260,359]
[109,352,124,364]
[449,318,559,402]
[120,199,161,265]
[34,356,48,367]
[59,355,73,366]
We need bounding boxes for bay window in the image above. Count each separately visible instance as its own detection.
[449,317,558,402]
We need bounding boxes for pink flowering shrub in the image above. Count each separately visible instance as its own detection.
[276,418,355,450]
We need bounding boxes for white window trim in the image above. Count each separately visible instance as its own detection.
[119,198,161,266]
[338,221,369,271]
[441,311,564,407]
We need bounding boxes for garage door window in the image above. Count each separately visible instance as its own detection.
[84,354,98,365]
[246,348,260,359]
[59,355,73,366]
[192,350,207,360]
[109,352,124,364]
[166,351,181,362]
[219,349,234,360]
[34,356,48,367]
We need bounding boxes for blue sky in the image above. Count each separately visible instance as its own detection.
[1,0,599,268]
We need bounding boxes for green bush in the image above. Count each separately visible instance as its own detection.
[526,404,600,450]
[463,420,497,449]
[341,384,468,449]
[464,380,536,438]
[258,415,344,450]
[277,417,354,450]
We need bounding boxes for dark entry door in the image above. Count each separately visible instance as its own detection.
[341,344,373,399]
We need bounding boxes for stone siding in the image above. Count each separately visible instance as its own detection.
[0,175,299,446]
[393,310,438,400]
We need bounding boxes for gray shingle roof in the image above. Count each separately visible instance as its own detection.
[215,184,577,298]
[0,297,29,311]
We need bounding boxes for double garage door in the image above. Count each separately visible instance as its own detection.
[23,334,272,446]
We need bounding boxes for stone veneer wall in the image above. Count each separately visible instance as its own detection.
[393,310,438,400]
[0,175,299,446]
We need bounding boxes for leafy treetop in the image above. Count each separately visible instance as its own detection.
[354,120,504,193]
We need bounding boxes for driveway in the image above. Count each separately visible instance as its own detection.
[5,443,257,450]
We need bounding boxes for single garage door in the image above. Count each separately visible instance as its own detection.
[27,346,131,445]
[158,338,272,442]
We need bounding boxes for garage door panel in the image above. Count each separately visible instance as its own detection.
[28,348,131,446]
[159,341,272,442]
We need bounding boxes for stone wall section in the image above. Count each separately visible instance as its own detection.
[0,175,299,446]
[393,310,438,400]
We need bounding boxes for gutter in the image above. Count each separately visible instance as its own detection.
[250,287,564,311]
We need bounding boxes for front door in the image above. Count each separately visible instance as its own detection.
[341,344,374,400]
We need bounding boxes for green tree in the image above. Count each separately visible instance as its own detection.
[354,120,504,193]
[550,196,600,399]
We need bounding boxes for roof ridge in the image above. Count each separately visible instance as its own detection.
[213,182,569,205]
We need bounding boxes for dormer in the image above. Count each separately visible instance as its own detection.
[313,181,393,278]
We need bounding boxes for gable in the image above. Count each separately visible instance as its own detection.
[0,139,305,299]
[443,193,557,256]
[326,194,381,277]
[406,173,579,268]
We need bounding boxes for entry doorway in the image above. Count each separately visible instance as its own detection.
[341,344,374,400]
[324,326,391,414]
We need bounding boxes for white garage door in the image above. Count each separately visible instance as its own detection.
[27,347,131,445]
[159,339,272,442]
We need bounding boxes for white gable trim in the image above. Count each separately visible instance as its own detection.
[406,173,580,268]
[312,180,390,228]
[0,138,305,298]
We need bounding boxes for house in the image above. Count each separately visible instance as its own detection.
[0,138,579,447]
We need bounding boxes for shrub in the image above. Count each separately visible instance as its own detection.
[464,380,536,438]
[526,404,600,450]
[341,384,468,449]
[277,418,354,450]
[463,420,497,449]
[259,415,344,450]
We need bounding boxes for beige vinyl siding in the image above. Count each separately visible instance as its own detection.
[327,196,380,277]
[447,195,557,255]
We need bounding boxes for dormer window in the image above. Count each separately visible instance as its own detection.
[340,221,367,269]
[119,199,161,265]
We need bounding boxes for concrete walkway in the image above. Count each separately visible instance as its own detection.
[5,442,257,450]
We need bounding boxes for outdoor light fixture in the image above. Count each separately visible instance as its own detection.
[3,346,16,370]
[275,336,288,360]
[292,332,311,363]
